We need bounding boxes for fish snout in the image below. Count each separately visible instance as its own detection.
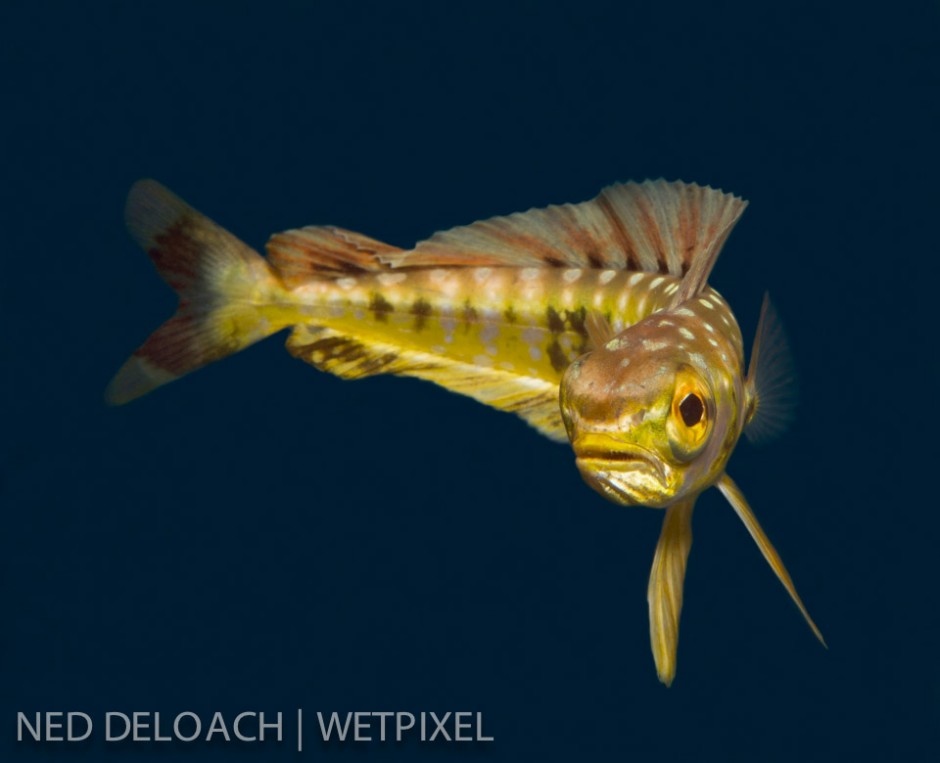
[571,432,671,507]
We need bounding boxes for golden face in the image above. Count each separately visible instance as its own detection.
[560,327,738,508]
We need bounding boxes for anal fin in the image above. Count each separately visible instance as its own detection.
[286,325,401,380]
[286,325,567,441]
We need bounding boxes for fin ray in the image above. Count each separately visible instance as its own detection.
[390,180,747,277]
[666,184,748,306]
[744,293,797,444]
[716,473,826,647]
[648,498,696,687]
[585,310,615,350]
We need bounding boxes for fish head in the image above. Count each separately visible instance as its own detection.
[560,314,743,507]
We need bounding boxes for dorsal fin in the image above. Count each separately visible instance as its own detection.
[664,184,748,307]
[266,226,402,287]
[386,180,747,278]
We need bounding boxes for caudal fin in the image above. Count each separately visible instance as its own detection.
[106,180,287,405]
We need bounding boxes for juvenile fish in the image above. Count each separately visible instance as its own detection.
[108,179,824,684]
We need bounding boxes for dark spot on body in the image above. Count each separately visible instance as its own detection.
[548,340,569,373]
[565,306,587,337]
[369,293,394,322]
[546,306,565,333]
[411,298,432,331]
[586,251,604,269]
[504,305,518,324]
[462,301,479,327]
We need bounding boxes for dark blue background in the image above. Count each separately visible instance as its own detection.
[2,2,937,760]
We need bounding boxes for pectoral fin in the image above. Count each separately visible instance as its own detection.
[744,293,798,445]
[716,473,826,647]
[647,498,695,687]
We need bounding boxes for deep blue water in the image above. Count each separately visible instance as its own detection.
[2,2,937,761]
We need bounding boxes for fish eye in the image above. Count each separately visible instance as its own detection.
[667,369,713,462]
[678,393,705,427]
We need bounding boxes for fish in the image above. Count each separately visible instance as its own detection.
[107,178,825,685]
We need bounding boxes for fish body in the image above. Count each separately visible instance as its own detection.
[289,265,692,377]
[108,179,823,685]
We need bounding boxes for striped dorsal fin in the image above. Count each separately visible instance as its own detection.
[266,227,402,287]
[388,180,747,288]
[286,324,566,441]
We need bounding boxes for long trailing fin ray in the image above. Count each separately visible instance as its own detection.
[716,473,826,647]
[266,226,402,287]
[285,324,567,441]
[386,180,747,276]
[744,293,797,444]
[647,498,696,687]
[106,180,288,405]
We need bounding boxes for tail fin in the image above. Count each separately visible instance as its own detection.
[105,180,288,405]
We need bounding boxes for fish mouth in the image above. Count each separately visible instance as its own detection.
[572,434,669,506]
[573,433,663,473]
[576,448,651,465]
